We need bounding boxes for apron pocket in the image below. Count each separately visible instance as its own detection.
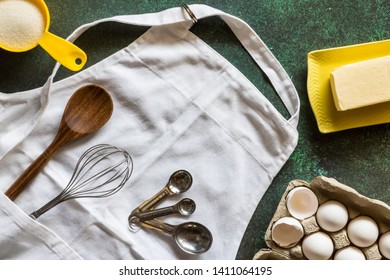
[0,192,81,260]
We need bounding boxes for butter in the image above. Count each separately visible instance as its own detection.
[330,56,390,111]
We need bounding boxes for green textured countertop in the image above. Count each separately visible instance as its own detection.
[1,0,389,259]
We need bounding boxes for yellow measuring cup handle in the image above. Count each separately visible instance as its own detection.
[38,31,87,71]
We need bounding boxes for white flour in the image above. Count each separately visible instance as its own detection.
[0,0,45,51]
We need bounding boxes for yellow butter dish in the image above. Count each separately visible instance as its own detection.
[307,39,390,133]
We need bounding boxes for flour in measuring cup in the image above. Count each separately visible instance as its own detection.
[0,0,45,51]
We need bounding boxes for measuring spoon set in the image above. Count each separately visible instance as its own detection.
[128,170,213,255]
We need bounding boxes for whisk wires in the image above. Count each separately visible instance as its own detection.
[29,144,133,219]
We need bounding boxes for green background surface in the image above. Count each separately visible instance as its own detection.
[0,0,389,259]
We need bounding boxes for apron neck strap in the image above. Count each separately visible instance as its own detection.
[51,4,300,127]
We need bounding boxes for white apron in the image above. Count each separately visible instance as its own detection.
[0,4,299,259]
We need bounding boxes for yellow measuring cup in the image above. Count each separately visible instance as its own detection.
[0,0,86,71]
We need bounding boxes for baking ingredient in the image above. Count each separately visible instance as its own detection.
[302,231,334,260]
[330,56,390,111]
[334,246,365,260]
[378,231,390,259]
[271,217,304,248]
[286,186,318,220]
[347,216,379,247]
[0,0,45,50]
[316,200,348,232]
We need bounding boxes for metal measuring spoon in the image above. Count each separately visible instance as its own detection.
[128,198,196,232]
[130,170,192,214]
[128,170,192,232]
[142,219,213,255]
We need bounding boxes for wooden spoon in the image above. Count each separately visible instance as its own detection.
[5,85,113,201]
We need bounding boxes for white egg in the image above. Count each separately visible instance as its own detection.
[334,246,366,260]
[316,200,349,232]
[302,231,334,260]
[347,216,379,247]
[271,217,304,248]
[378,231,390,259]
[286,186,318,220]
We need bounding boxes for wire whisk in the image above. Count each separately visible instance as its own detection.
[29,144,133,219]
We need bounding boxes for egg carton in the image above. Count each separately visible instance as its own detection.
[253,176,390,260]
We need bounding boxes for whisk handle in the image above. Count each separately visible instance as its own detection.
[29,193,64,219]
[29,211,40,220]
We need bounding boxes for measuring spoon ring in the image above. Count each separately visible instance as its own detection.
[128,198,196,232]
[142,219,213,255]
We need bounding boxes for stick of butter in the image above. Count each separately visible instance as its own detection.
[330,56,390,111]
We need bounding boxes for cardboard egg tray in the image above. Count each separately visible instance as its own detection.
[253,176,390,260]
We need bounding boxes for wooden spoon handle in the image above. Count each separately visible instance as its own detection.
[5,145,57,201]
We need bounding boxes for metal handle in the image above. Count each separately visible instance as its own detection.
[138,198,195,221]
[142,219,176,235]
